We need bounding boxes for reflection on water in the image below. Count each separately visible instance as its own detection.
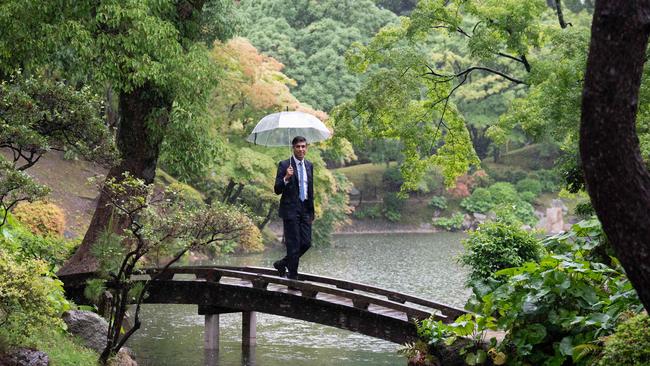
[127,232,468,366]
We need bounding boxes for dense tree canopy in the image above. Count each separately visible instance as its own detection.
[238,0,397,111]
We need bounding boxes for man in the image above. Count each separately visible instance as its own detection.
[273,136,315,282]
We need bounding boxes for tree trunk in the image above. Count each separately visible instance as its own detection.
[580,0,650,310]
[228,183,244,204]
[59,84,171,275]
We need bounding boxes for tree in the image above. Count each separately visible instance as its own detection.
[84,174,247,363]
[579,0,650,310]
[53,0,239,275]
[0,73,116,226]
[238,0,397,111]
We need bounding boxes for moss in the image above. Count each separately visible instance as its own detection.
[598,313,650,366]
[12,201,65,237]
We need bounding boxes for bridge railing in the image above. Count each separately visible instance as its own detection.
[139,265,467,323]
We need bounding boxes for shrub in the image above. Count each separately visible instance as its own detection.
[493,201,538,226]
[466,220,643,366]
[383,192,406,222]
[459,221,541,283]
[168,181,204,206]
[238,220,264,253]
[446,174,476,199]
[428,195,447,210]
[487,182,519,204]
[472,169,492,188]
[415,166,444,195]
[575,200,596,219]
[598,313,650,366]
[504,169,527,183]
[382,166,403,192]
[460,188,493,213]
[433,212,464,231]
[0,248,69,347]
[352,205,382,219]
[536,169,562,192]
[519,191,536,203]
[12,201,65,237]
[515,178,543,196]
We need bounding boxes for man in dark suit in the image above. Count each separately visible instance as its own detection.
[273,136,315,281]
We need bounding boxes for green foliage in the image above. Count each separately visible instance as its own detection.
[460,188,493,213]
[0,247,69,347]
[487,182,519,203]
[0,73,117,167]
[382,166,404,192]
[90,173,250,362]
[0,215,76,272]
[458,182,537,224]
[352,205,382,220]
[575,200,595,219]
[28,326,99,366]
[598,313,650,366]
[515,178,543,195]
[460,221,541,283]
[492,200,537,226]
[239,0,397,111]
[312,172,353,245]
[428,195,447,210]
[433,212,464,231]
[0,158,50,226]
[466,220,643,366]
[414,313,500,366]
[383,192,406,222]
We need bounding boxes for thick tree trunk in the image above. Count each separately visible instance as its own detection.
[59,85,171,275]
[580,0,650,310]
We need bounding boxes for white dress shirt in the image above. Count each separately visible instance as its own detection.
[284,156,308,197]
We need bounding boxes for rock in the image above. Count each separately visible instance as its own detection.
[472,213,487,224]
[551,199,568,214]
[545,207,564,234]
[534,209,545,219]
[109,348,138,366]
[520,224,532,231]
[62,310,108,353]
[0,348,49,366]
[461,214,473,230]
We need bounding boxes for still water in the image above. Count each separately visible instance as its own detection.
[128,232,469,366]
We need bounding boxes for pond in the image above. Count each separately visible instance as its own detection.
[127,232,469,365]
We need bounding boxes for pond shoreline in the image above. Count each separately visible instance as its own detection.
[269,219,443,237]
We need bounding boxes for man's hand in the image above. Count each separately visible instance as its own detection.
[284,165,294,181]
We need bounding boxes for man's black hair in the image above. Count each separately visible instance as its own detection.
[292,136,307,145]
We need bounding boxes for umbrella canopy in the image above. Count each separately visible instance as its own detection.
[246,111,331,146]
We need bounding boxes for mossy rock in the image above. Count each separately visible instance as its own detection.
[12,201,65,237]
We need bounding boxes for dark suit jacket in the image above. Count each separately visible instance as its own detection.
[274,158,315,220]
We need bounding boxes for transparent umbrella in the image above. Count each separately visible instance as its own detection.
[246,111,331,146]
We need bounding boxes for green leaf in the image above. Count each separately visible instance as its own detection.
[559,336,573,356]
[465,350,487,365]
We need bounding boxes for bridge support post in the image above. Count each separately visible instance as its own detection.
[242,311,257,346]
[204,314,219,351]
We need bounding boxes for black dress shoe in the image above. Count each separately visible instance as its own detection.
[273,260,286,277]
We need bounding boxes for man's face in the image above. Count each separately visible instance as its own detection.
[293,141,308,160]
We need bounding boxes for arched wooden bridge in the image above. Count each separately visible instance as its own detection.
[61,265,468,348]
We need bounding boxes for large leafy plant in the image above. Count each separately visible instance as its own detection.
[466,220,642,365]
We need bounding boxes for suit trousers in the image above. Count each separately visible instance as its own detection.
[281,200,312,279]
